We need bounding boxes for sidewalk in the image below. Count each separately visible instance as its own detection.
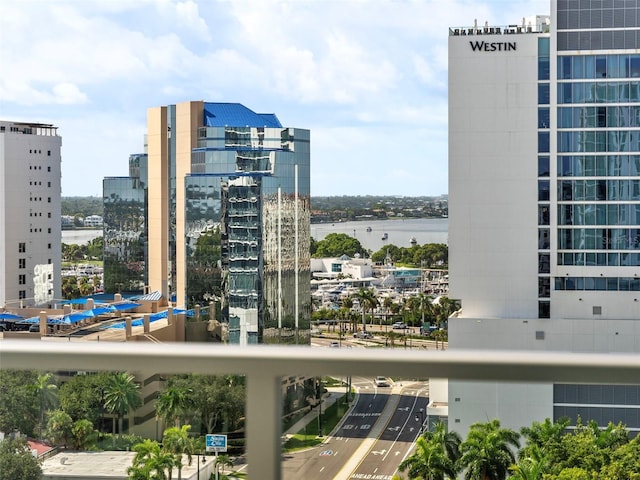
[283,386,351,437]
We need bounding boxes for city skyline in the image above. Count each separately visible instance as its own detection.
[1,0,548,197]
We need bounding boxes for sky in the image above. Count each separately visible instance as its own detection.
[1,0,549,197]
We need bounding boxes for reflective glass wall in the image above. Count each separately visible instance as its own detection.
[186,126,311,345]
[103,154,148,294]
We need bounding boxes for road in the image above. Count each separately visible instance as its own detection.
[282,379,429,480]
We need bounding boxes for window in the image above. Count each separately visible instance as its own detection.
[47,166,51,172]
[47,197,51,203]
[18,274,26,285]
[19,258,26,269]
[47,150,51,156]
[48,243,51,249]
[47,228,51,233]
[47,182,51,187]
[48,212,51,218]
[18,290,26,300]
[18,242,25,253]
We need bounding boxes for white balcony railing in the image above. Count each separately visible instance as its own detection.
[2,341,639,480]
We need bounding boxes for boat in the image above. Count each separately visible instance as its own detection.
[366,226,372,232]
[381,233,388,241]
[410,237,417,246]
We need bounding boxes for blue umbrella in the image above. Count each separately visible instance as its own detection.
[0,313,24,320]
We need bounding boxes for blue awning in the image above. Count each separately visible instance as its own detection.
[0,313,24,320]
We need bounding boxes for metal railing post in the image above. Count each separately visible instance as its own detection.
[246,371,282,480]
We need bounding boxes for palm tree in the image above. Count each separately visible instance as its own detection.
[156,385,194,428]
[104,372,142,445]
[508,455,546,480]
[355,287,378,332]
[31,372,58,440]
[424,421,462,465]
[129,438,175,480]
[398,436,457,480]
[162,425,195,480]
[458,419,520,480]
[407,292,433,329]
[214,453,234,477]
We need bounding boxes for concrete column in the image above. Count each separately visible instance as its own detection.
[195,304,201,320]
[125,316,132,339]
[115,293,122,302]
[86,298,95,310]
[176,313,185,342]
[143,314,150,333]
[209,301,215,321]
[39,311,47,337]
[63,304,71,315]
[167,307,174,325]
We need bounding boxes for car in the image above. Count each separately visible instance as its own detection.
[392,322,408,330]
[375,376,389,387]
[353,331,373,339]
[329,341,340,348]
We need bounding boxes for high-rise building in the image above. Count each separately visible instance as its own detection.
[448,1,640,437]
[0,121,62,308]
[104,101,311,345]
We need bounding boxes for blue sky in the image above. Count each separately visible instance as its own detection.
[1,0,549,197]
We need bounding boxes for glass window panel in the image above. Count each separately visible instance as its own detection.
[608,106,620,127]
[608,55,621,78]
[630,55,640,77]
[539,83,550,104]
[539,156,550,177]
[585,227,597,248]
[575,204,585,225]
[574,156,585,176]
[539,108,550,129]
[539,229,550,249]
[561,180,573,200]
[586,252,597,266]
[596,156,607,176]
[597,253,607,266]
[632,156,640,175]
[538,180,550,201]
[559,156,572,176]
[585,180,597,200]
[585,56,595,78]
[559,107,572,128]
[573,55,585,78]
[560,56,572,79]
[575,179,586,199]
[585,204,596,225]
[597,204,607,225]
[538,132,550,153]
[596,56,607,78]
[539,57,550,81]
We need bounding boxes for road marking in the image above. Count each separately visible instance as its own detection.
[397,406,409,412]
[387,426,400,432]
[371,449,387,456]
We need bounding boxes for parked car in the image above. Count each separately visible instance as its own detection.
[392,322,408,330]
[375,376,389,387]
[329,341,340,348]
[353,331,373,339]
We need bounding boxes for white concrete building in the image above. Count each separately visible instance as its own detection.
[83,214,103,227]
[449,1,640,437]
[0,121,62,307]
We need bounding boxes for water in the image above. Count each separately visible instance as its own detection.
[62,219,450,253]
[62,229,102,245]
[311,218,448,253]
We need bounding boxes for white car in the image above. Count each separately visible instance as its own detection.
[375,376,389,387]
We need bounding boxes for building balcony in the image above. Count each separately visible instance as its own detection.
[1,341,638,480]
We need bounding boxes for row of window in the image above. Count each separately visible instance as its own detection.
[558,154,640,177]
[558,203,640,226]
[558,30,640,53]
[29,181,52,187]
[558,105,640,128]
[558,179,640,201]
[557,81,640,104]
[28,149,52,155]
[558,54,640,80]
[558,130,640,153]
[29,197,52,202]
[558,228,640,250]
[559,251,640,267]
[555,276,640,291]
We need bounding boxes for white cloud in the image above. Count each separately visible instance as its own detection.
[52,83,89,105]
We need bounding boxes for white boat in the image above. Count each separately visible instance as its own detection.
[410,237,417,246]
[366,226,372,232]
[381,233,388,240]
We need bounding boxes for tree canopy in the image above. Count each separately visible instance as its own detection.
[311,233,367,258]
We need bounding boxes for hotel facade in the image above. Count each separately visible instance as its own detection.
[449,0,640,436]
[104,101,311,345]
[0,121,61,308]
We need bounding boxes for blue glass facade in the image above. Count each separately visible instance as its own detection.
[556,0,640,288]
[185,107,311,345]
[103,154,148,293]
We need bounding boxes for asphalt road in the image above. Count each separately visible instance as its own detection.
[282,379,429,480]
[282,378,390,480]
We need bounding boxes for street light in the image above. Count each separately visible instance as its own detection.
[415,408,426,434]
[196,453,206,480]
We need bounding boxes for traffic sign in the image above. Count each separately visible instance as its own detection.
[205,434,227,452]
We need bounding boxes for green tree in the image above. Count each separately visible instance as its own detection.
[215,454,234,477]
[354,287,378,332]
[45,409,74,447]
[59,372,110,427]
[30,373,59,440]
[70,419,98,450]
[312,233,365,258]
[156,385,194,428]
[104,372,142,443]
[0,436,41,480]
[398,436,457,480]
[458,419,520,480]
[162,425,195,480]
[508,455,546,480]
[128,438,175,480]
[424,422,462,466]
[0,370,39,437]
